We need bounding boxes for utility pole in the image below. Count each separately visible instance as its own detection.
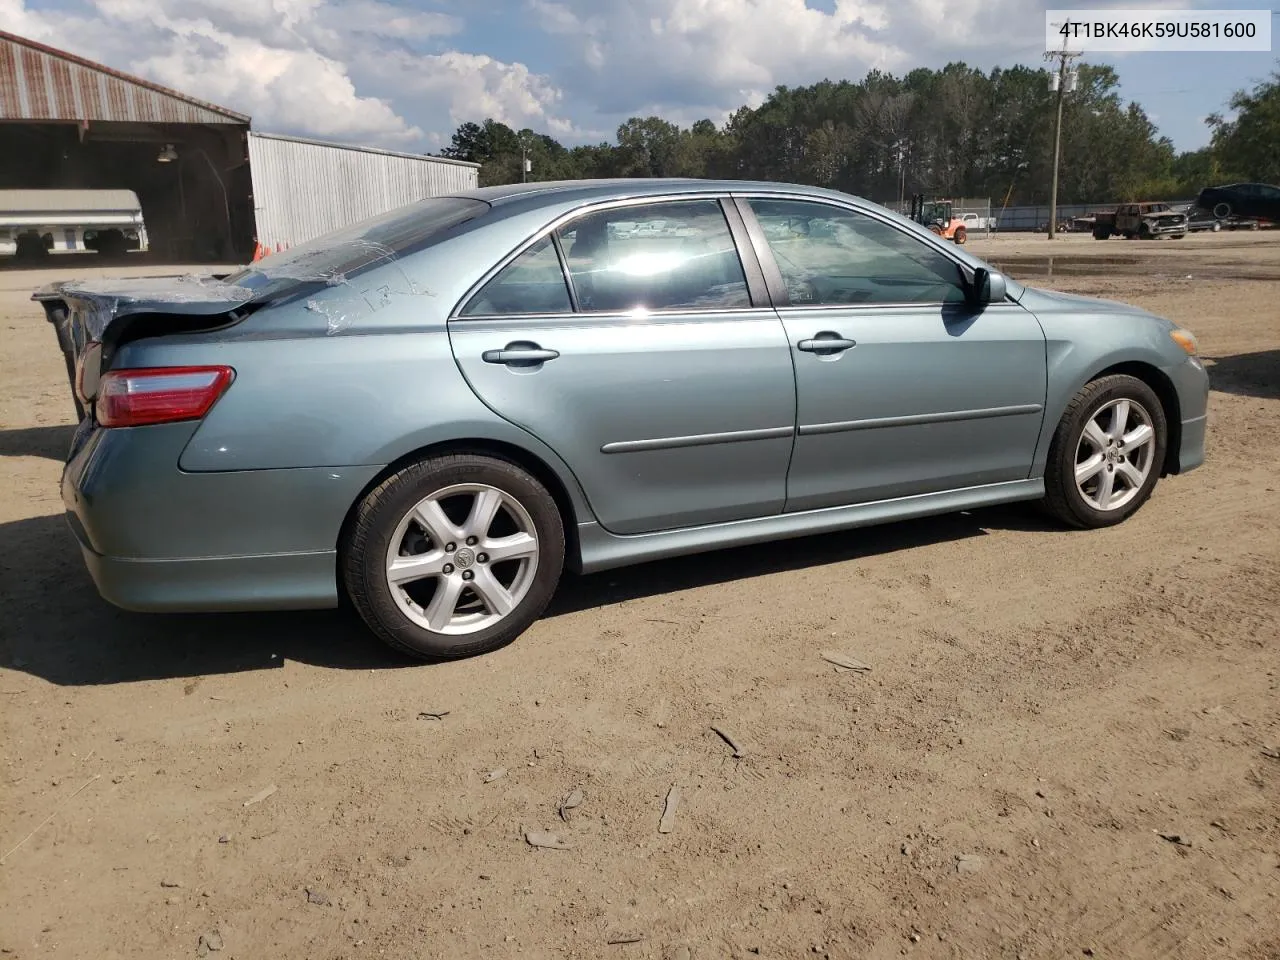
[1044,34,1081,240]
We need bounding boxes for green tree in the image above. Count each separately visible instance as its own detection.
[1207,66,1280,184]
[438,58,1256,204]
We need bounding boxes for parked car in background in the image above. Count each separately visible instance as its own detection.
[35,179,1209,662]
[1185,208,1260,233]
[1195,182,1280,223]
[1089,202,1188,240]
[958,212,993,231]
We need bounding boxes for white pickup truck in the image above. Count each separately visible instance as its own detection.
[957,212,993,231]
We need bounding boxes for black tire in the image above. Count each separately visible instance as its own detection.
[342,453,565,661]
[1042,374,1168,530]
[1138,222,1152,239]
[1213,202,1231,219]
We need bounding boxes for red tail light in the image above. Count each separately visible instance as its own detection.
[97,366,234,428]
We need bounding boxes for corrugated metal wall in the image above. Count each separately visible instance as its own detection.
[247,132,480,249]
[0,30,247,124]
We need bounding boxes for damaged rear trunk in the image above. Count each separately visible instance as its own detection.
[32,275,256,421]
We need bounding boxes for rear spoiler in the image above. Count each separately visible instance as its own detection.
[32,274,256,420]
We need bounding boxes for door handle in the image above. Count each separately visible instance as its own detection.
[797,333,856,354]
[482,343,560,365]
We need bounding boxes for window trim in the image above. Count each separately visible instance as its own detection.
[731,192,983,310]
[451,193,773,321]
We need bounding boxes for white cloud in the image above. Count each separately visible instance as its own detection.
[3,0,569,148]
[358,48,576,144]
[529,0,1052,126]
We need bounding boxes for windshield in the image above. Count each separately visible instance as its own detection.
[225,197,489,301]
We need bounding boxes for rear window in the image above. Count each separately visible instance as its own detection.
[225,197,488,301]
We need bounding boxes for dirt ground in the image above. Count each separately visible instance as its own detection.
[1,234,1278,960]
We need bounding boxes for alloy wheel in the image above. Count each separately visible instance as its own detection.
[1074,398,1157,512]
[384,483,540,635]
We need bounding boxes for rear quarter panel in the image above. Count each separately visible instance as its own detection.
[115,243,597,524]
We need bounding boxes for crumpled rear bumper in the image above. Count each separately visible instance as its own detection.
[60,419,380,613]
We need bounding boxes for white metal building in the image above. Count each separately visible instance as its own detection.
[2,29,481,262]
[247,132,480,252]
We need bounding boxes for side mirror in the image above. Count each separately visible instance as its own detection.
[971,267,1008,305]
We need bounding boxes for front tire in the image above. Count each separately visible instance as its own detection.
[1042,375,1167,529]
[342,454,565,660]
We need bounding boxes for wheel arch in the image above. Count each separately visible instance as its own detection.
[1083,361,1182,476]
[335,438,589,607]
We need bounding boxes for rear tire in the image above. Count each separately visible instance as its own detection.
[1042,375,1167,529]
[342,454,565,661]
[1213,202,1231,219]
[953,226,967,245]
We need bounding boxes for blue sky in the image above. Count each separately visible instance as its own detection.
[3,0,1275,153]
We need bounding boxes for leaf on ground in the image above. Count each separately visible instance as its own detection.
[820,650,872,671]
[524,829,570,850]
[659,785,681,834]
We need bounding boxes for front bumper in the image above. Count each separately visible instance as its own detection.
[61,421,381,613]
[1165,356,1210,475]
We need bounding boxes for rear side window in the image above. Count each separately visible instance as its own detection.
[554,200,751,313]
[224,197,488,300]
[461,237,573,316]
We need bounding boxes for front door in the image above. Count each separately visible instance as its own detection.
[449,197,797,535]
[738,196,1047,512]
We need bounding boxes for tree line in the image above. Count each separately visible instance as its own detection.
[438,61,1280,206]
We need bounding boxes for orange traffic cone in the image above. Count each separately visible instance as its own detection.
[251,241,266,261]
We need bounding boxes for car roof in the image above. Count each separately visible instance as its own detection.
[444,177,871,208]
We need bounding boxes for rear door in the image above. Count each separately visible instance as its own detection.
[448,196,797,536]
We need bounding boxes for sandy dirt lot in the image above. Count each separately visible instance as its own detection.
[2,235,1278,960]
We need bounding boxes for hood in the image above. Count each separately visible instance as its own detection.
[1016,285,1173,324]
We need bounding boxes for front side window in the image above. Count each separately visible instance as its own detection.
[555,200,751,313]
[745,198,968,306]
[461,236,572,316]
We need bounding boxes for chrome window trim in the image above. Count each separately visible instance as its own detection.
[451,193,756,322]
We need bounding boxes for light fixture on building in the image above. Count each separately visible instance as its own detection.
[157,144,178,163]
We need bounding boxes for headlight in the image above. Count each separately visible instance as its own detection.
[1170,328,1198,356]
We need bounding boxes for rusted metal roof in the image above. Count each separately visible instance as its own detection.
[0,30,249,124]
